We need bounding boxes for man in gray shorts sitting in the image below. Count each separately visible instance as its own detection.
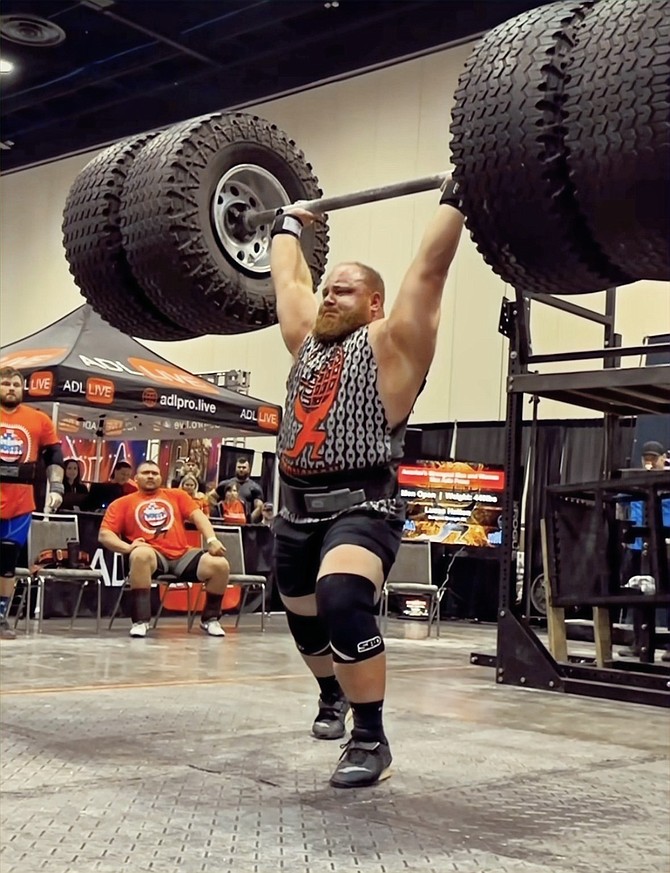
[99,460,230,638]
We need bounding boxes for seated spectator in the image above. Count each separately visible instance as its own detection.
[80,462,135,512]
[60,458,89,511]
[179,473,210,516]
[99,460,230,639]
[110,460,138,495]
[220,482,247,525]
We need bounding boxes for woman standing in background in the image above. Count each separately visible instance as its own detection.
[220,482,247,525]
[179,474,210,516]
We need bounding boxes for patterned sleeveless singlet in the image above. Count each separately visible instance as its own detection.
[277,325,407,523]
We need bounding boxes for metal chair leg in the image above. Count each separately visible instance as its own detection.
[36,576,44,633]
[382,589,390,633]
[108,583,127,630]
[152,584,169,628]
[70,584,86,630]
[12,579,26,631]
[186,583,200,632]
[26,578,34,634]
[235,586,249,629]
[260,585,266,632]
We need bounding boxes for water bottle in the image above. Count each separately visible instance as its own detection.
[66,539,80,568]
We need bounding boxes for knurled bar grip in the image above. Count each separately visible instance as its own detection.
[242,172,450,231]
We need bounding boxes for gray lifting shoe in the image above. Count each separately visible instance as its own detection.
[329,737,392,788]
[312,696,350,740]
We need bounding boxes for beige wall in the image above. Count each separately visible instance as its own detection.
[2,41,668,452]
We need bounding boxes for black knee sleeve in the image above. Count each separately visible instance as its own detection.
[285,609,331,657]
[0,541,19,577]
[316,573,384,664]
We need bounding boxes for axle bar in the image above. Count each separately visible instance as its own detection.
[242,172,449,231]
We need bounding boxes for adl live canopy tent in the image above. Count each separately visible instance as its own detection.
[0,305,281,441]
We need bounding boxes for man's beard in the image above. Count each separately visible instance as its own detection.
[313,307,368,342]
[0,395,21,410]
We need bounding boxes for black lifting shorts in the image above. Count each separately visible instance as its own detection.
[273,510,405,599]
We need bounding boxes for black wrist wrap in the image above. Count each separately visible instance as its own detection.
[270,213,304,239]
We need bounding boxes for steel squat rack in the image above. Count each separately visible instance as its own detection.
[472,285,670,708]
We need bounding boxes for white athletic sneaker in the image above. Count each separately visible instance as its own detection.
[129,621,150,638]
[200,619,225,637]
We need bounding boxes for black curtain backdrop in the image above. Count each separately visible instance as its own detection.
[455,423,512,467]
[414,418,635,473]
[260,452,276,505]
[525,425,564,583]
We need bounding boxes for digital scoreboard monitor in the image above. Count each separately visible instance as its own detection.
[398,460,505,547]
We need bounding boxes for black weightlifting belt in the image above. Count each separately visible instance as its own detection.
[0,462,36,484]
[280,467,396,517]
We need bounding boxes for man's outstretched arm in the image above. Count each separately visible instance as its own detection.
[270,210,320,358]
[384,182,465,373]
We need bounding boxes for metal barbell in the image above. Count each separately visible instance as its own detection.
[241,172,450,233]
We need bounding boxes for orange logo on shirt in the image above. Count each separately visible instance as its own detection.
[86,378,115,405]
[0,424,32,464]
[134,499,175,536]
[282,346,344,463]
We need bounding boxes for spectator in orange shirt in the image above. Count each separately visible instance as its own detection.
[99,460,230,639]
[179,474,210,516]
[0,366,64,640]
[220,482,247,525]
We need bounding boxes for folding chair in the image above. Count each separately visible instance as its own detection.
[203,527,267,631]
[10,564,40,634]
[108,543,214,633]
[108,573,187,630]
[153,575,198,630]
[23,513,103,633]
[382,540,441,637]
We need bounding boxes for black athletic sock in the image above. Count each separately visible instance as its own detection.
[130,588,151,624]
[201,591,222,622]
[317,675,342,703]
[350,700,386,743]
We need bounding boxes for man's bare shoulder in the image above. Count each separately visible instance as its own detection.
[368,317,406,364]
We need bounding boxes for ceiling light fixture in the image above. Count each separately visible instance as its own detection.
[0,15,67,46]
[0,58,15,74]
